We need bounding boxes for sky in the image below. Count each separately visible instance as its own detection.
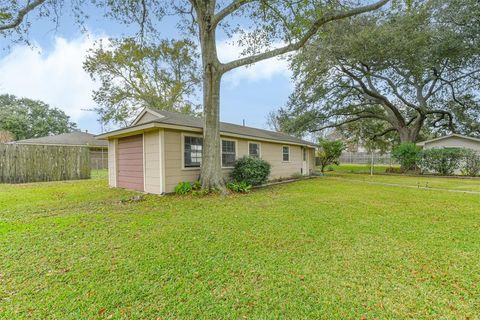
[0,5,293,134]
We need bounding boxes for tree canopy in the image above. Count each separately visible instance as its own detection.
[274,0,480,143]
[84,38,201,127]
[0,94,77,140]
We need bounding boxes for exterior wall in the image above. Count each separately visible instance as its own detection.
[424,136,480,152]
[163,129,315,193]
[144,130,162,194]
[108,139,117,187]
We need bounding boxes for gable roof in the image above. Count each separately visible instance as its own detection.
[417,134,480,146]
[98,108,317,147]
[13,131,108,147]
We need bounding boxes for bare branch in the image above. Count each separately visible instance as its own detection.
[221,0,389,73]
[212,0,255,28]
[0,0,47,32]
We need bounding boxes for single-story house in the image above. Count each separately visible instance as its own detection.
[417,134,480,152]
[96,108,317,194]
[13,131,108,169]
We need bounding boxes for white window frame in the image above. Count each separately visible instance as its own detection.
[282,145,290,162]
[248,141,261,158]
[181,133,203,171]
[221,138,238,168]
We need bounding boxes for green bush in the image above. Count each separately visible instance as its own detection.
[317,140,345,173]
[419,148,465,175]
[231,156,271,186]
[392,143,421,171]
[461,149,480,177]
[175,181,193,195]
[226,181,252,193]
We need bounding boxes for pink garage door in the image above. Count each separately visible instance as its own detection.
[117,134,144,191]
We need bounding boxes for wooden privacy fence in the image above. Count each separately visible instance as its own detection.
[0,144,90,183]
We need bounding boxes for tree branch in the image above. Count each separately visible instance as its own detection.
[220,0,389,73]
[0,0,47,31]
[212,0,255,28]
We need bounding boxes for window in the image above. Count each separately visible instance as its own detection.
[222,140,236,167]
[184,136,203,168]
[249,142,260,158]
[303,148,307,161]
[282,146,290,162]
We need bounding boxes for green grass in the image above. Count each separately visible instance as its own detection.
[326,163,398,174]
[1,175,480,319]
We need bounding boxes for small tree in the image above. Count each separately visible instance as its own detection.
[392,143,421,172]
[317,140,345,173]
[461,149,480,177]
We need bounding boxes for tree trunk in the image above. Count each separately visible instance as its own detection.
[198,10,225,191]
[398,117,424,143]
[200,65,225,190]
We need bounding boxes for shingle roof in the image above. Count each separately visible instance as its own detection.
[148,108,317,147]
[13,132,108,147]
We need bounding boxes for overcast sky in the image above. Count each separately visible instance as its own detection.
[0,6,293,134]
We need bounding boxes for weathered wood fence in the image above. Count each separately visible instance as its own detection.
[0,144,90,183]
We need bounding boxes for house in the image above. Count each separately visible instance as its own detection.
[96,108,317,194]
[417,134,480,152]
[13,131,108,169]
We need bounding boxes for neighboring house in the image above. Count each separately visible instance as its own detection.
[96,108,317,194]
[13,132,108,169]
[417,134,480,152]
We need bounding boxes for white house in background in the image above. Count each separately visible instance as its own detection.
[417,134,480,152]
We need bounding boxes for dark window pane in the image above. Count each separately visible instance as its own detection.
[249,143,259,157]
[282,146,289,161]
[222,140,236,167]
[184,136,203,168]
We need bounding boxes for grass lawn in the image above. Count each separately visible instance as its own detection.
[1,174,479,319]
[327,163,398,174]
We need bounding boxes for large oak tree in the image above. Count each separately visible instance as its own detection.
[275,0,480,143]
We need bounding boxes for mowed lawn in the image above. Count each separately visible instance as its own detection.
[1,174,480,319]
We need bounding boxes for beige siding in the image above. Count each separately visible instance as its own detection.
[163,129,315,193]
[108,139,117,187]
[424,136,480,152]
[308,148,315,174]
[144,130,162,194]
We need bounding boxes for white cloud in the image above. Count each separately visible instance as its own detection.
[217,36,292,86]
[0,34,105,122]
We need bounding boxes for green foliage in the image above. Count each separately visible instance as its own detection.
[276,1,480,143]
[461,150,480,177]
[419,148,466,176]
[317,140,345,173]
[84,38,201,127]
[174,181,193,195]
[226,181,252,193]
[392,143,421,171]
[0,94,77,140]
[231,156,271,186]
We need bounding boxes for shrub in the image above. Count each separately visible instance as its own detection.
[226,181,252,193]
[461,149,480,177]
[316,140,345,173]
[392,143,421,172]
[175,181,193,195]
[419,148,465,175]
[231,156,271,186]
